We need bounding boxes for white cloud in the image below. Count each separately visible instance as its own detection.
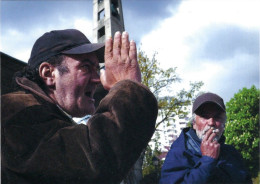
[74,18,93,42]
[1,17,93,62]
[168,0,260,30]
[141,0,259,61]
[139,0,259,101]
[1,28,32,62]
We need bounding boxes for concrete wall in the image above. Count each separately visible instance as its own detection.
[93,0,125,43]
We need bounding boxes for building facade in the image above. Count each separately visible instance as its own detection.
[157,106,192,160]
[93,0,125,43]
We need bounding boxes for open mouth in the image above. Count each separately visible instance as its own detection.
[85,91,95,102]
[85,92,92,98]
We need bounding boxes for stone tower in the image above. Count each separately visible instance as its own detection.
[93,0,125,43]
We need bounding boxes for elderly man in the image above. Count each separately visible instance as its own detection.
[160,92,252,184]
[1,29,158,183]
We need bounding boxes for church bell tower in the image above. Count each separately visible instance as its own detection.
[93,0,125,43]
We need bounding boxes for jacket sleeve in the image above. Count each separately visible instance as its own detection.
[2,80,158,183]
[216,145,252,183]
[160,143,252,184]
[86,80,158,181]
[160,146,217,184]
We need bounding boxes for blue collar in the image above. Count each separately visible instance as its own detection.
[185,128,226,155]
[186,128,201,154]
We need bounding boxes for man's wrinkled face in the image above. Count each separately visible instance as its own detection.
[193,103,226,141]
[53,53,100,117]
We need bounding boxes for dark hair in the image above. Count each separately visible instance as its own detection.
[12,54,68,91]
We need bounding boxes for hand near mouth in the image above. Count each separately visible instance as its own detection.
[212,129,220,134]
[201,128,220,159]
[100,31,141,90]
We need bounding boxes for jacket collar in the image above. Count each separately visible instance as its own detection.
[15,77,75,123]
[183,127,226,156]
[16,77,54,104]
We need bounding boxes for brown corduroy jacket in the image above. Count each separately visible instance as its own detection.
[1,77,158,184]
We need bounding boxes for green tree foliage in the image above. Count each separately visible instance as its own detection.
[138,50,203,129]
[142,131,163,179]
[224,85,260,177]
[138,50,203,179]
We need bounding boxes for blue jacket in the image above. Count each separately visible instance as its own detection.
[160,128,252,184]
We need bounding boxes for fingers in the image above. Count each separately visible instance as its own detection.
[203,128,213,142]
[105,37,113,62]
[129,40,137,63]
[121,32,130,60]
[201,127,220,159]
[113,32,121,58]
[102,31,141,89]
[106,31,136,63]
[208,131,217,143]
[202,128,218,144]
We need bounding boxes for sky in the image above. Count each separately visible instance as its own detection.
[1,0,259,103]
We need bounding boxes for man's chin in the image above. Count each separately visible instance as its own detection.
[83,107,95,116]
[71,107,95,118]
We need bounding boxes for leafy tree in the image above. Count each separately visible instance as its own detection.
[137,50,203,180]
[142,131,163,178]
[122,50,203,183]
[224,85,260,178]
[138,50,203,129]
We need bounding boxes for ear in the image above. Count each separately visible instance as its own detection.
[39,62,56,87]
[193,122,196,129]
[192,118,197,129]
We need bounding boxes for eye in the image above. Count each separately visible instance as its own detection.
[215,115,225,122]
[80,65,91,73]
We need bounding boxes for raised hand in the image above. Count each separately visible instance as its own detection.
[100,31,141,90]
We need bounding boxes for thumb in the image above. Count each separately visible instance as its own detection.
[100,69,106,85]
[100,69,110,90]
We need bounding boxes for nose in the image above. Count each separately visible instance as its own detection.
[90,70,101,84]
[207,118,216,126]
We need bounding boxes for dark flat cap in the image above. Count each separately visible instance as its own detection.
[28,29,105,68]
[192,92,225,113]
